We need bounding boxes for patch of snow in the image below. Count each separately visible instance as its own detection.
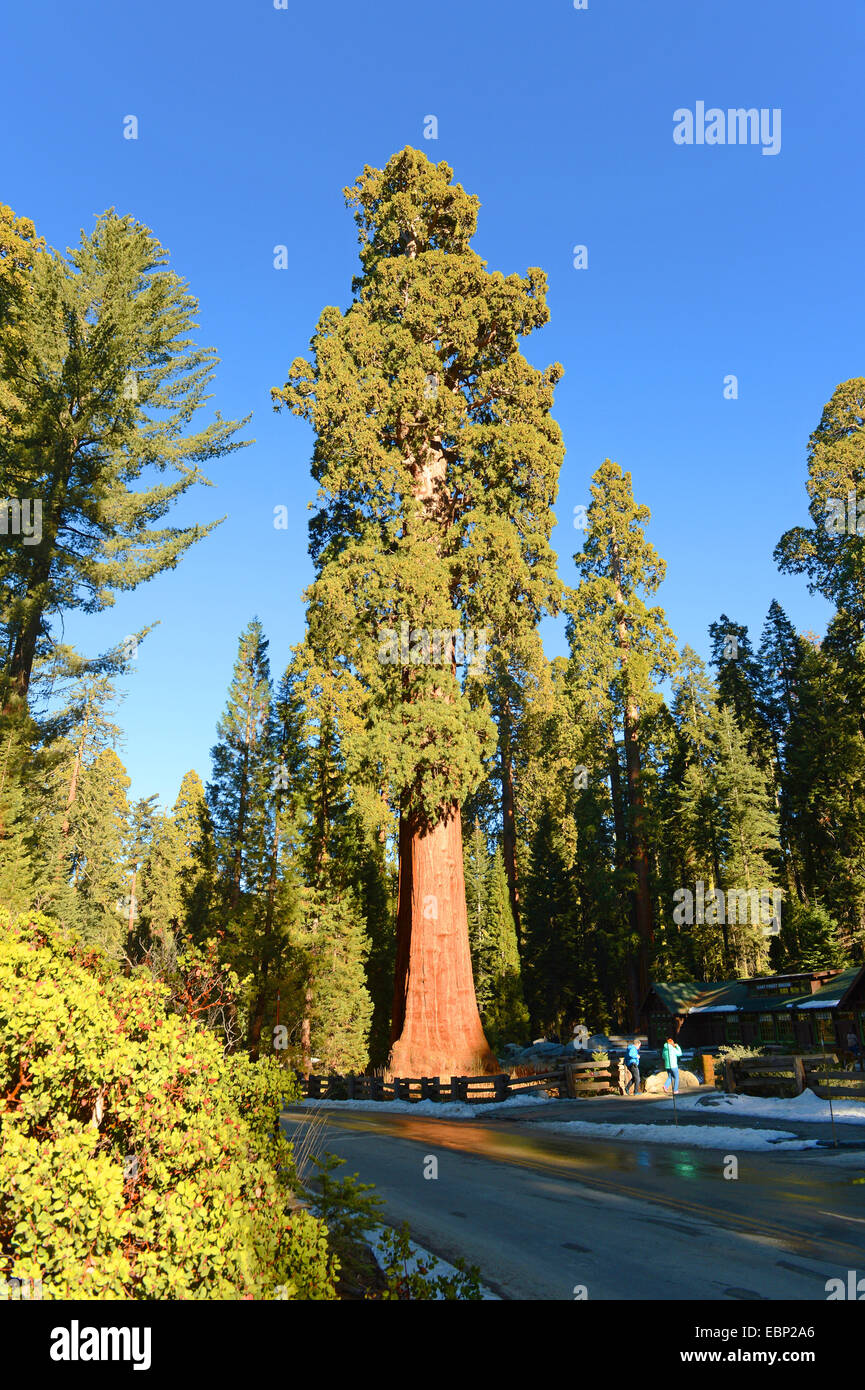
[302,1090,558,1119]
[366,1225,499,1299]
[678,1089,865,1125]
[538,1120,818,1151]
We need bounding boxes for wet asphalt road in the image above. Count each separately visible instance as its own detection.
[281,1104,865,1301]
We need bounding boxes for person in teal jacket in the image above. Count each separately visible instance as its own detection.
[662,1037,683,1093]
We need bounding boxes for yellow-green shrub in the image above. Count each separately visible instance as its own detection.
[0,912,337,1299]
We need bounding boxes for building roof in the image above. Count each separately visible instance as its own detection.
[647,982,710,1013]
[643,965,865,1017]
[793,967,862,1009]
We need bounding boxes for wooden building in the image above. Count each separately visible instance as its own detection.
[641,966,865,1052]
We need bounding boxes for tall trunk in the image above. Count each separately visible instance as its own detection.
[611,539,653,1009]
[499,699,522,947]
[300,982,313,1079]
[56,722,88,884]
[609,743,639,1030]
[60,741,84,844]
[389,802,498,1077]
[230,704,253,909]
[248,824,279,1061]
[6,452,72,707]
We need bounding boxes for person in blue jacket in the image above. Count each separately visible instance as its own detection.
[625,1039,642,1095]
[662,1036,683,1093]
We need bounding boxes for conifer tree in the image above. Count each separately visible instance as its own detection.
[783,629,865,951]
[713,704,780,976]
[566,460,678,1017]
[774,900,848,973]
[207,620,274,915]
[205,620,287,1049]
[522,808,577,1035]
[463,817,492,1014]
[660,647,725,970]
[756,600,806,899]
[273,148,564,1075]
[170,769,210,916]
[124,794,159,950]
[0,211,249,705]
[0,728,36,912]
[775,378,865,618]
[65,747,131,952]
[708,615,772,772]
[287,664,373,1075]
[482,847,530,1047]
[136,811,183,949]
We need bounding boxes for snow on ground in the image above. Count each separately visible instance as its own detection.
[671,1089,865,1125]
[366,1224,499,1299]
[537,1120,818,1150]
[302,1091,558,1119]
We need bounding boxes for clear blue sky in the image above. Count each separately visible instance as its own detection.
[5,0,863,806]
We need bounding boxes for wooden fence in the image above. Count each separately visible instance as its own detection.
[724,1053,865,1101]
[300,1069,569,1103]
[563,1059,617,1097]
[298,1054,865,1106]
[299,1059,672,1103]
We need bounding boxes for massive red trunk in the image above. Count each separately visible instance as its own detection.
[389,803,498,1077]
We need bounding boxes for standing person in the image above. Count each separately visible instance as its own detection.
[847,1029,862,1070]
[662,1036,682,1093]
[625,1039,642,1095]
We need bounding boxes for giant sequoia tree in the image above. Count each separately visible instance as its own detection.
[273,148,564,1074]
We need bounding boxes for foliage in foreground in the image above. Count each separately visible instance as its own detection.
[375,1223,483,1301]
[305,1153,482,1299]
[0,912,337,1299]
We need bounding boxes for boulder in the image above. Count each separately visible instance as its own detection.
[644,1068,700,1095]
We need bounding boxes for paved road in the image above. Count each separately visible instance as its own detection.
[281,1105,865,1301]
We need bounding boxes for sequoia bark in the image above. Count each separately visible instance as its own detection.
[389,803,498,1077]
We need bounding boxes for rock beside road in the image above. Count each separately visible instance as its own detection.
[644,1069,700,1094]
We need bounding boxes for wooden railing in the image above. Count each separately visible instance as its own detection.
[724,1053,865,1101]
[804,1056,865,1101]
[298,1070,567,1103]
[563,1060,617,1097]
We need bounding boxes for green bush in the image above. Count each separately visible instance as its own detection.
[375,1223,483,1300]
[0,912,337,1299]
[716,1044,767,1063]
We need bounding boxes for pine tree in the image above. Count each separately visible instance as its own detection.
[0,210,249,705]
[775,377,865,619]
[207,620,274,915]
[124,794,159,952]
[170,769,210,919]
[287,663,373,1075]
[273,148,564,1076]
[522,808,577,1036]
[566,460,678,1019]
[658,647,725,973]
[773,900,848,973]
[136,810,183,958]
[67,747,131,953]
[0,728,36,912]
[205,620,287,1050]
[708,615,773,773]
[0,202,45,441]
[713,704,780,976]
[783,627,865,952]
[482,847,530,1047]
[756,599,806,900]
[463,817,492,1013]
